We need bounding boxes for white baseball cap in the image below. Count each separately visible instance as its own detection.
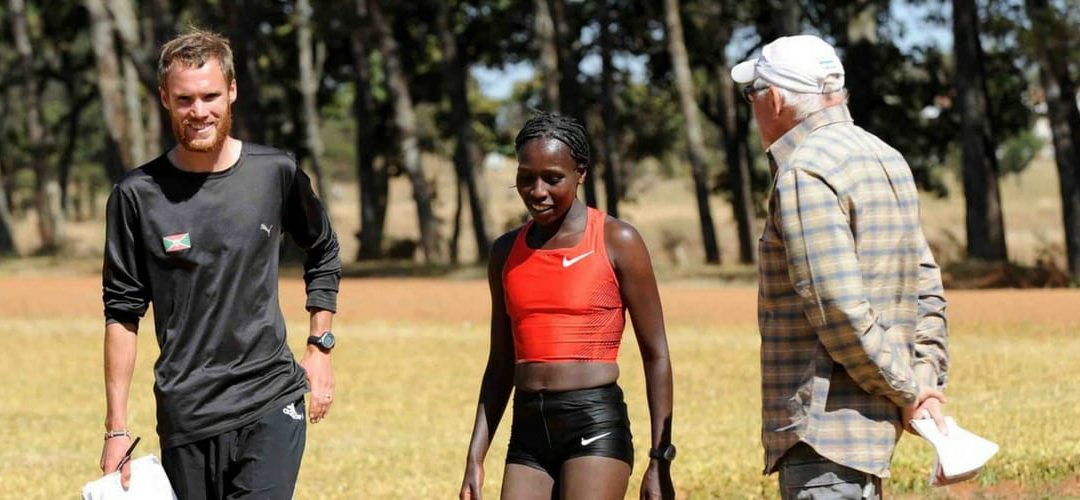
[730,35,845,94]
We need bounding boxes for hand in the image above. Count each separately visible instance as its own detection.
[300,347,335,424]
[459,461,484,500]
[903,389,947,435]
[99,435,133,489]
[640,460,674,500]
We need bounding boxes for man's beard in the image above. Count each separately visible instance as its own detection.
[172,107,232,153]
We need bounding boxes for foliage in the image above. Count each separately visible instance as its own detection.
[0,0,1075,263]
[998,129,1043,176]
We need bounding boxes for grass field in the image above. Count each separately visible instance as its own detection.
[2,276,1078,498]
[1,150,1076,497]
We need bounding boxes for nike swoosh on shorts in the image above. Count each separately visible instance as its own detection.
[580,432,612,446]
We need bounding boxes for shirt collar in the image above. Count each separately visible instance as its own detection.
[766,104,853,175]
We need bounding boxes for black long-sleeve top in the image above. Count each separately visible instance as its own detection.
[102,143,341,447]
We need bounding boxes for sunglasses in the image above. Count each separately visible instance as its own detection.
[742,83,770,103]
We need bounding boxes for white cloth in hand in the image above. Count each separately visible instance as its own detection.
[911,416,999,485]
[82,455,177,500]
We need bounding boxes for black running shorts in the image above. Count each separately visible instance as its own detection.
[161,397,307,499]
[506,383,634,476]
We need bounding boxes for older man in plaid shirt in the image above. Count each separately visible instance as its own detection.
[732,35,950,499]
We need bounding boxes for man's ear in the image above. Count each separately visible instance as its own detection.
[768,87,785,117]
[228,79,237,105]
[159,85,169,110]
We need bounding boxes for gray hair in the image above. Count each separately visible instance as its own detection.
[759,76,848,121]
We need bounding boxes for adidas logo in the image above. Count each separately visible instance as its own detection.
[282,403,303,421]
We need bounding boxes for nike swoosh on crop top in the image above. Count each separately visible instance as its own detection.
[502,207,626,363]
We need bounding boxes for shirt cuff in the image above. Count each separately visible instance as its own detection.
[104,311,141,329]
[913,362,942,394]
[886,383,918,407]
[305,290,337,313]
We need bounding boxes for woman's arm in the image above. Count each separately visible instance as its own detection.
[606,218,674,500]
[460,232,518,500]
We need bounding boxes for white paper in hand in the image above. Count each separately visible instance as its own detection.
[911,416,999,485]
[82,455,178,500]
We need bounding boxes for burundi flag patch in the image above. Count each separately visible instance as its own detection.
[162,232,191,253]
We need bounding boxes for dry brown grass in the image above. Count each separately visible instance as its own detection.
[1,276,1078,498]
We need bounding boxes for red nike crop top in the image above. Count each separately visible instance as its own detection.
[502,207,626,363]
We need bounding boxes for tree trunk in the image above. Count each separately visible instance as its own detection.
[10,0,64,252]
[351,1,388,260]
[598,0,621,218]
[295,0,331,210]
[58,79,89,216]
[716,64,755,264]
[122,58,147,164]
[0,188,15,255]
[435,0,492,262]
[225,0,267,143]
[534,0,560,111]
[108,0,148,165]
[85,0,134,179]
[0,92,14,231]
[109,0,156,84]
[699,5,754,264]
[842,0,881,129]
[0,150,16,256]
[368,0,442,263]
[768,0,801,36]
[0,89,15,214]
[663,0,720,263]
[139,3,162,156]
[450,179,464,264]
[1025,0,1080,277]
[143,82,162,157]
[548,0,597,207]
[953,0,1008,261]
[740,108,757,211]
[147,0,175,151]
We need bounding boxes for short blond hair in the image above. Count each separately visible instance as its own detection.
[158,28,234,88]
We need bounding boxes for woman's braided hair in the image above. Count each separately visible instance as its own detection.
[514,112,591,170]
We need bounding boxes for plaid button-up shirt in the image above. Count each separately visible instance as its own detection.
[758,104,949,478]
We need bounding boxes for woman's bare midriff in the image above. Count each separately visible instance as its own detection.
[514,361,620,392]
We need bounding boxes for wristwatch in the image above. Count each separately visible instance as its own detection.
[648,443,677,462]
[307,331,336,351]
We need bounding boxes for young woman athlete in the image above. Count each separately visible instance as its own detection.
[459,113,675,500]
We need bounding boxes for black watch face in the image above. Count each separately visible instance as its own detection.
[652,444,676,461]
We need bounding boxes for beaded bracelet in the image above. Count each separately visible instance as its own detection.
[104,429,131,440]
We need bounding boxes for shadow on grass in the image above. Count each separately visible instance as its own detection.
[283,258,762,284]
[0,254,101,275]
[280,259,488,280]
[943,259,1077,288]
[4,253,1075,289]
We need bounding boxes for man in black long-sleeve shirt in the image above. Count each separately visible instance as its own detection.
[99,29,340,499]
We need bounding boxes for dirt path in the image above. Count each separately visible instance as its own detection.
[8,275,1078,327]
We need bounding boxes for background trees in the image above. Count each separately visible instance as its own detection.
[953,0,1008,261]
[663,0,719,264]
[0,0,1076,281]
[1023,0,1080,277]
